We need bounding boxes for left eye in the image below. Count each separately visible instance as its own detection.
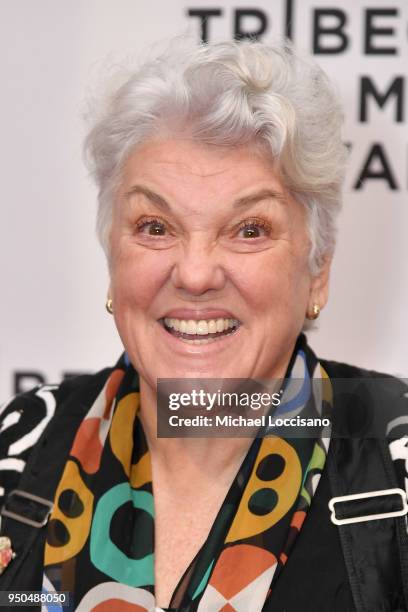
[237,222,268,239]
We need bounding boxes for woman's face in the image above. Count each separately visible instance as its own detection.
[109,138,330,388]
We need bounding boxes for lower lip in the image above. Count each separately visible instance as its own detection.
[158,321,242,354]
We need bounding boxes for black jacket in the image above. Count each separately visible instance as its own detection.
[0,358,407,611]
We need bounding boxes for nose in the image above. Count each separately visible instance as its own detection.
[170,236,227,296]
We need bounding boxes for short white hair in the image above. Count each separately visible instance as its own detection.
[84,37,347,274]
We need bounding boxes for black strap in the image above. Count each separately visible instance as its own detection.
[0,407,84,589]
[380,438,408,609]
[0,375,108,590]
[328,437,408,611]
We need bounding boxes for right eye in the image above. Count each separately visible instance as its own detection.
[136,218,167,236]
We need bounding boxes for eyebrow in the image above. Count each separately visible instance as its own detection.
[125,185,170,211]
[124,185,286,211]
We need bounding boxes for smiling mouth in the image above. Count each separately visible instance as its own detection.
[160,317,241,344]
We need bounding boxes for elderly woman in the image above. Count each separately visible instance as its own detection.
[0,38,407,612]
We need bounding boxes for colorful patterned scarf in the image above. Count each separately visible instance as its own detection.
[42,334,332,611]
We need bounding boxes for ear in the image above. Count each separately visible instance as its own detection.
[307,255,332,315]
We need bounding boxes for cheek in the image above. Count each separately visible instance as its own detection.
[230,251,310,314]
[110,243,170,307]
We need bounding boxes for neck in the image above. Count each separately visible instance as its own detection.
[138,377,253,479]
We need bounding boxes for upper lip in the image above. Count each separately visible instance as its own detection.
[161,308,239,320]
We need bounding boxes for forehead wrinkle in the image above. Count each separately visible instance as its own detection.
[156,162,230,180]
[233,188,287,209]
[123,184,287,219]
[136,147,235,179]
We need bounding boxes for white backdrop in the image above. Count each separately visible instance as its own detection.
[1,0,407,398]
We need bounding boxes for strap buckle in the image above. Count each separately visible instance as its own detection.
[1,489,53,528]
[329,487,408,525]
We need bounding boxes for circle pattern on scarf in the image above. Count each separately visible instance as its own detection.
[198,545,277,609]
[109,501,154,560]
[58,488,84,518]
[75,582,155,612]
[47,519,70,547]
[90,483,154,587]
[44,460,94,566]
[248,488,278,516]
[226,437,301,541]
[256,453,286,481]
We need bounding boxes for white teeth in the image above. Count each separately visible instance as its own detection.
[216,319,224,332]
[197,320,208,335]
[164,317,239,336]
[186,320,197,334]
[183,337,217,345]
[208,319,217,334]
